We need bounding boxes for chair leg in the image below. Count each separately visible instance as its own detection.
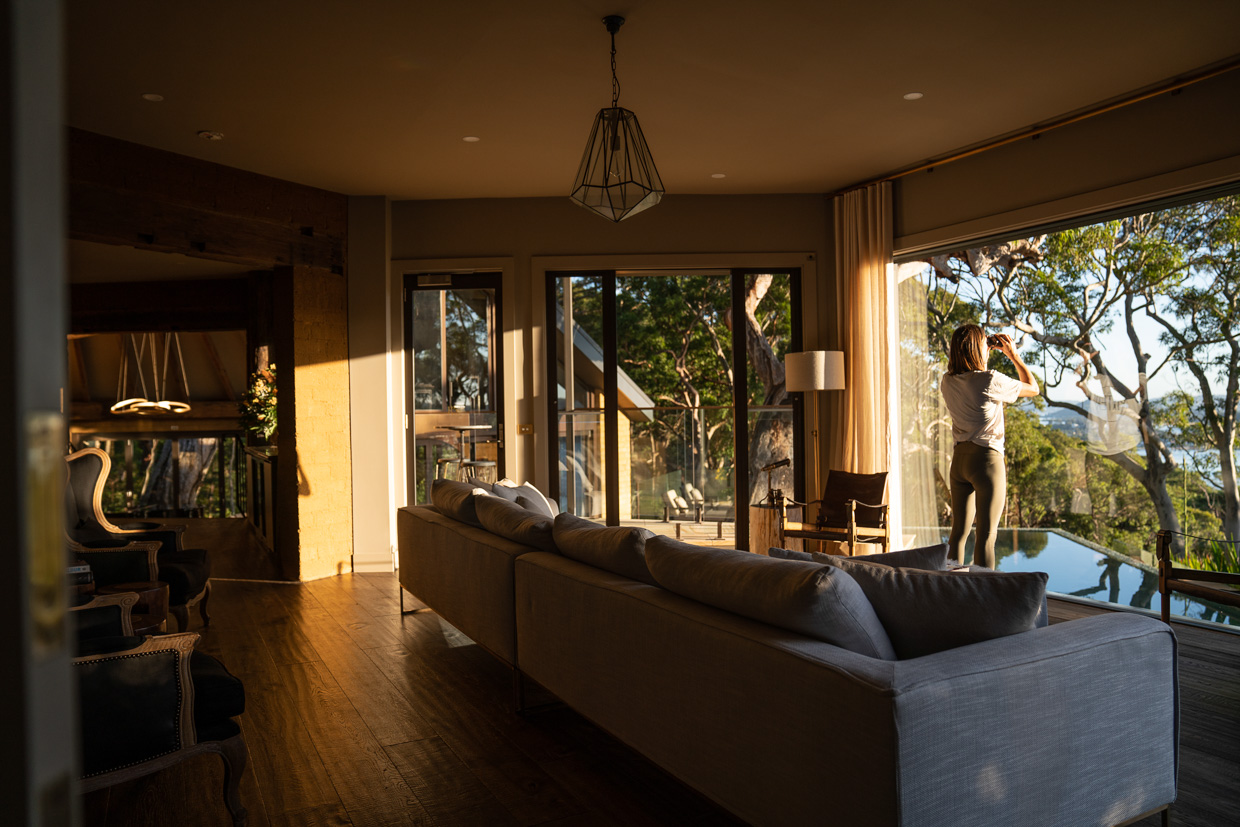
[198,581,212,627]
[169,604,189,633]
[215,733,249,827]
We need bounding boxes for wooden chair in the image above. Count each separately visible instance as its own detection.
[71,587,249,826]
[778,469,890,555]
[65,447,211,631]
[1156,530,1240,624]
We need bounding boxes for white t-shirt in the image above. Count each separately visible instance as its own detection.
[940,370,1023,453]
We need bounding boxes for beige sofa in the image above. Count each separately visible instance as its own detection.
[397,497,1178,827]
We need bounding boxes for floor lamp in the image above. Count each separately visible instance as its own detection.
[785,350,845,499]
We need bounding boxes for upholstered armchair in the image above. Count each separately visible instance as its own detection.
[65,447,211,630]
[71,593,248,826]
[778,469,890,554]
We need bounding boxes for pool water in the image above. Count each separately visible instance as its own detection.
[950,528,1240,628]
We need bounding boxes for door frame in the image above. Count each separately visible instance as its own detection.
[543,265,803,545]
[403,271,505,502]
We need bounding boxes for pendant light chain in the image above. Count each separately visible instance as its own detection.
[611,29,620,108]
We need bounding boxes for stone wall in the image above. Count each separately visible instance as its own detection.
[276,265,354,580]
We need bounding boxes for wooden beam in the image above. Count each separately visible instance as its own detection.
[67,128,347,273]
[70,279,249,333]
[71,400,240,421]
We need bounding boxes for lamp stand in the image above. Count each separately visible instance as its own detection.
[808,390,820,505]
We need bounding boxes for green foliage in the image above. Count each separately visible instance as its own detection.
[240,364,277,440]
[1181,538,1240,576]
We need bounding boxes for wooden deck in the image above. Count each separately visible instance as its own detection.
[81,530,1239,826]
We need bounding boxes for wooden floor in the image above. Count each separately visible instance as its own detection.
[82,570,1239,826]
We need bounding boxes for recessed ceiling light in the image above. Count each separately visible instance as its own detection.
[711,173,727,179]
[141,93,164,102]
[903,92,924,101]
[463,136,481,143]
[197,130,224,141]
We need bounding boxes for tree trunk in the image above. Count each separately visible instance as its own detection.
[138,438,219,515]
[1216,429,1240,543]
[734,275,795,503]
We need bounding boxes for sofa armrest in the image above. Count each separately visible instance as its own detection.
[886,613,1177,827]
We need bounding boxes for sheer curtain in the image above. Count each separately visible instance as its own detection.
[827,182,901,539]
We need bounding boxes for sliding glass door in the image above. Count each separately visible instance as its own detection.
[547,268,800,547]
[404,272,504,505]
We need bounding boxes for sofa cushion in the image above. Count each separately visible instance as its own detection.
[475,495,556,553]
[552,513,658,586]
[498,479,560,518]
[830,559,1048,659]
[430,479,489,526]
[645,536,896,660]
[768,543,949,571]
[468,478,521,503]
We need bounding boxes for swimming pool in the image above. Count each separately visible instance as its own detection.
[943,528,1240,628]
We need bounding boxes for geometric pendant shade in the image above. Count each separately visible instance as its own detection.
[568,15,664,223]
[570,106,664,222]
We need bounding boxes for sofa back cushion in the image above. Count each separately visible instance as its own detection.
[468,478,521,503]
[831,558,1048,659]
[474,495,556,553]
[430,479,487,526]
[768,543,949,571]
[497,479,560,518]
[552,512,658,585]
[645,536,896,660]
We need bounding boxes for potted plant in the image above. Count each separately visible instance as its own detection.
[240,363,277,448]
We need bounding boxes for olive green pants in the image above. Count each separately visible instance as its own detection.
[948,440,1007,568]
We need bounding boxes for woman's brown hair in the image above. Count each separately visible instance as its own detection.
[947,324,988,375]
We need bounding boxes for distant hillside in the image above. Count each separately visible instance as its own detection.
[1040,406,1087,438]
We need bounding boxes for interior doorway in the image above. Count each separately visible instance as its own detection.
[404,272,505,504]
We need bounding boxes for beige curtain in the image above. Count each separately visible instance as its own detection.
[827,182,894,483]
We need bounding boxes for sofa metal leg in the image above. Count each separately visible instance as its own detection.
[1162,806,1171,827]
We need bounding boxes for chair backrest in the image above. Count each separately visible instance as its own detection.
[817,470,888,528]
[66,448,116,542]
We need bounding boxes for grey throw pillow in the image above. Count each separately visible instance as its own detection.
[430,479,488,527]
[474,495,556,553]
[832,558,1048,659]
[645,536,896,660]
[768,543,949,571]
[552,512,658,585]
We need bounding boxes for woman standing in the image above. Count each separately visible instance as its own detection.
[940,324,1039,568]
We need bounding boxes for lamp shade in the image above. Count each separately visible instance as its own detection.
[785,350,845,392]
[569,107,664,222]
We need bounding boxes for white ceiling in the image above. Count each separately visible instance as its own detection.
[64,0,1240,202]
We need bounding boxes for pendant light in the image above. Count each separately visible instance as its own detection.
[569,15,664,222]
[111,332,193,415]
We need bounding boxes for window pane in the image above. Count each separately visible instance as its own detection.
[897,192,1240,626]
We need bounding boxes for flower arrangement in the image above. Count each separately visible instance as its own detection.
[240,364,277,441]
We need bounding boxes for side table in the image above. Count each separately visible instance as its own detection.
[97,581,170,636]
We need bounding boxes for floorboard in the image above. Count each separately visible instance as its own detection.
[80,573,1239,826]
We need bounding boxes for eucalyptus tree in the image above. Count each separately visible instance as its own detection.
[922,197,1240,554]
[1142,196,1240,542]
